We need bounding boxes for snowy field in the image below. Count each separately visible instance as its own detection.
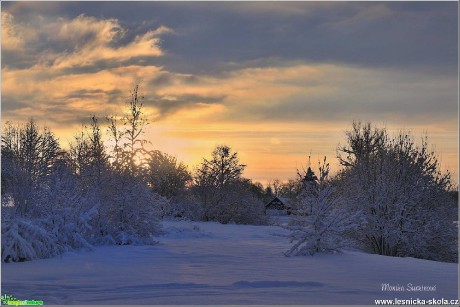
[1,220,458,305]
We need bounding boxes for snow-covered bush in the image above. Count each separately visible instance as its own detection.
[1,208,60,262]
[119,184,164,244]
[160,194,203,221]
[285,158,360,256]
[92,173,163,245]
[37,166,97,252]
[216,183,268,225]
[191,180,268,225]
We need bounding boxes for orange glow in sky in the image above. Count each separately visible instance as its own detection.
[2,2,458,186]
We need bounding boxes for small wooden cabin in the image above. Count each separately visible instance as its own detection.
[265,196,289,215]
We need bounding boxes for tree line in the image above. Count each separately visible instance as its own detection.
[1,86,268,262]
[1,86,457,263]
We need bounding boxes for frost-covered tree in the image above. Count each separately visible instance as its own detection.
[85,116,109,185]
[194,145,242,221]
[93,165,164,246]
[286,157,360,256]
[291,156,319,216]
[98,85,163,244]
[2,111,165,262]
[145,150,192,198]
[337,122,457,262]
[1,83,170,262]
[105,84,148,176]
[159,193,202,221]
[68,129,91,177]
[68,116,114,243]
[198,145,246,189]
[124,85,148,174]
[268,179,282,197]
[1,120,60,216]
[192,145,265,224]
[2,122,62,262]
[68,118,164,247]
[1,141,97,262]
[278,178,302,201]
[106,84,149,176]
[69,117,109,186]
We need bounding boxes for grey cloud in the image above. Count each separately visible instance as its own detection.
[1,100,92,128]
[149,72,201,88]
[152,2,457,75]
[66,89,106,99]
[2,2,457,127]
[147,93,226,117]
[221,72,458,126]
[3,2,457,76]
[56,56,162,76]
[1,96,30,112]
[1,50,40,70]
[2,88,124,127]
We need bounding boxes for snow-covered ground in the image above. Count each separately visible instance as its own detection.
[1,220,458,305]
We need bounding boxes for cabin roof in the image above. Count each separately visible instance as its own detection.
[269,196,286,203]
[266,196,287,208]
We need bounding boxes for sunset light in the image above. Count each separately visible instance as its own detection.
[1,2,458,305]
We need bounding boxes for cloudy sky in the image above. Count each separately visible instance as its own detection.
[1,1,458,184]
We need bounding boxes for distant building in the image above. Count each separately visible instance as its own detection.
[265,196,290,215]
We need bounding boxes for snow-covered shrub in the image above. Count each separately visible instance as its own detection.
[161,194,203,221]
[285,158,360,256]
[193,180,268,225]
[218,184,268,225]
[1,210,60,262]
[120,186,164,245]
[93,173,163,245]
[36,166,97,252]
